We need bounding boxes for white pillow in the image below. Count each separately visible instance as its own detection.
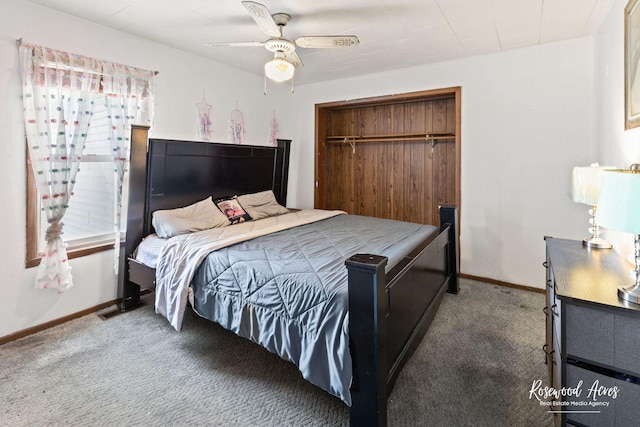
[152,197,229,238]
[237,190,289,221]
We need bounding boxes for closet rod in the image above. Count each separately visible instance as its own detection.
[325,135,455,144]
[326,132,455,141]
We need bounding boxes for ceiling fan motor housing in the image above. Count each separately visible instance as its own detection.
[265,38,295,53]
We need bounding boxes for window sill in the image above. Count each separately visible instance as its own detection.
[25,242,116,269]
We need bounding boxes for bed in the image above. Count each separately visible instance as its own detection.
[120,125,459,426]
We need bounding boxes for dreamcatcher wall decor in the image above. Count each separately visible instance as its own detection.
[196,91,212,141]
[270,110,278,146]
[229,104,245,144]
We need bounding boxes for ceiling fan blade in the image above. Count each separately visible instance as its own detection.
[295,36,360,49]
[284,51,303,68]
[205,41,265,48]
[241,1,281,38]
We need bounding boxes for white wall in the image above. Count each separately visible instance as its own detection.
[287,38,597,290]
[1,0,604,339]
[594,0,640,261]
[0,0,291,338]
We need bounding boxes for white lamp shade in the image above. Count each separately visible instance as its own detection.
[264,57,294,82]
[570,164,614,205]
[595,170,640,235]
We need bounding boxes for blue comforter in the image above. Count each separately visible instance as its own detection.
[190,213,437,405]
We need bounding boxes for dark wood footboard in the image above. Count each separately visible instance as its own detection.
[346,205,459,426]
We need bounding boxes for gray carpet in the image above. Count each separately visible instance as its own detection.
[0,279,553,426]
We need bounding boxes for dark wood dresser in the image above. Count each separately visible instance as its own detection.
[544,237,640,426]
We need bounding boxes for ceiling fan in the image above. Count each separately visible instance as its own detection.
[206,1,360,83]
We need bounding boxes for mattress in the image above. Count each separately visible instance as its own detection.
[133,233,166,268]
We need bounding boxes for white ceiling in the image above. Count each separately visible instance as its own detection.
[26,0,614,85]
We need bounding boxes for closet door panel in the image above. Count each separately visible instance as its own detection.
[326,144,352,212]
[444,100,458,209]
[432,99,448,133]
[431,99,456,223]
[360,107,377,217]
[376,106,393,218]
[408,144,428,224]
[445,98,456,133]
[432,140,456,224]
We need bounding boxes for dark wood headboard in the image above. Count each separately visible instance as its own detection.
[120,125,291,310]
[142,137,291,237]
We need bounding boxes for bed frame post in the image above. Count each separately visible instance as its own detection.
[118,125,150,311]
[274,139,291,206]
[439,205,459,294]
[346,254,388,427]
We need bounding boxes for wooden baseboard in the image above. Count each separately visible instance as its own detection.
[0,299,117,346]
[459,273,545,294]
[1,276,540,346]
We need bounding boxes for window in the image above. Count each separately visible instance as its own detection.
[21,43,154,278]
[26,94,127,267]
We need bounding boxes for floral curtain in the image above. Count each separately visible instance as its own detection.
[102,62,155,274]
[20,42,156,290]
[20,44,102,291]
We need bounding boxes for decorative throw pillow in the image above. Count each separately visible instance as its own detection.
[152,197,229,238]
[237,190,289,221]
[214,196,253,225]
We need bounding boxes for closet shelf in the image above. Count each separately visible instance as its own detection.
[325,132,455,144]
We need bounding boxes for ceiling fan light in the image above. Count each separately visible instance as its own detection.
[264,57,294,82]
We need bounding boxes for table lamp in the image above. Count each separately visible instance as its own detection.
[595,165,640,304]
[570,163,613,249]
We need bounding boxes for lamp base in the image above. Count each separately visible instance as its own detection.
[618,282,640,305]
[618,234,640,305]
[582,236,612,249]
